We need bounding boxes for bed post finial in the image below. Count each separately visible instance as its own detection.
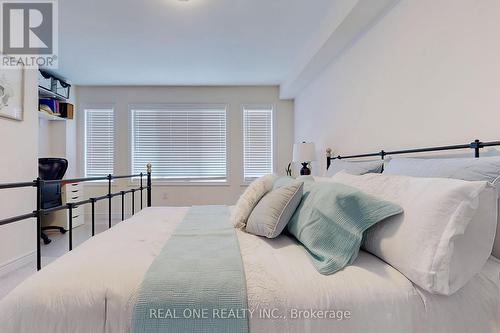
[146,163,152,207]
[326,148,333,170]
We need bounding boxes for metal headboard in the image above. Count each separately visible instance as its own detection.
[326,139,500,169]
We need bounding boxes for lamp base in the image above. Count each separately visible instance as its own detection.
[300,162,311,176]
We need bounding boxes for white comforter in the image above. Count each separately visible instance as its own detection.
[0,207,498,333]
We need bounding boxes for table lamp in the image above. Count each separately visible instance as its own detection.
[293,142,316,175]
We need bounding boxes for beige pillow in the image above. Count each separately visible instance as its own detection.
[231,174,276,229]
[246,181,304,238]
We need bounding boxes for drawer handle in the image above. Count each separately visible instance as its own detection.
[73,215,80,219]
[72,196,79,200]
[71,190,78,193]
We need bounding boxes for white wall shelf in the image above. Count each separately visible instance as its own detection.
[38,86,67,101]
[38,111,67,121]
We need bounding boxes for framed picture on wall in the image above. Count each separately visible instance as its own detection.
[0,67,24,121]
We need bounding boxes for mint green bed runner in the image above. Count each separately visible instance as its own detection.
[133,206,248,333]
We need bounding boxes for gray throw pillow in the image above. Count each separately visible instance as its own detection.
[325,159,384,177]
[246,181,304,238]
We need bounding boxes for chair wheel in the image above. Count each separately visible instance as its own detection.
[42,235,52,245]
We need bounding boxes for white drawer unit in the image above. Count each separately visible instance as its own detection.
[43,182,84,230]
[63,182,82,204]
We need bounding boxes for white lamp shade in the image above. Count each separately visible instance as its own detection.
[293,142,316,162]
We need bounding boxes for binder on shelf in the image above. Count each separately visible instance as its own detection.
[60,103,74,119]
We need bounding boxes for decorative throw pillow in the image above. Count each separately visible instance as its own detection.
[231,174,276,229]
[325,159,384,177]
[287,182,403,275]
[246,181,304,238]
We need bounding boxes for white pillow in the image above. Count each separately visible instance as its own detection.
[330,171,497,295]
[384,156,500,259]
[231,174,276,229]
[314,176,333,183]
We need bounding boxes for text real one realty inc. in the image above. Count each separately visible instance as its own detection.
[149,308,352,321]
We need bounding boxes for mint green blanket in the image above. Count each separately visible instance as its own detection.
[287,182,403,275]
[133,206,248,333]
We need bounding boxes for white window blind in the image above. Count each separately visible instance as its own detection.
[84,109,114,177]
[131,106,227,181]
[243,106,273,181]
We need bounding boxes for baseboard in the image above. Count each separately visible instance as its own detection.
[0,251,36,277]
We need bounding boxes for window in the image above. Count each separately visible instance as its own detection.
[131,106,227,181]
[84,109,115,177]
[243,106,273,182]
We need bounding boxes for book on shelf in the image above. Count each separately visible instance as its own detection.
[39,98,61,116]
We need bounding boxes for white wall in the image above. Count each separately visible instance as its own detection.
[0,69,38,268]
[76,86,294,213]
[294,0,500,172]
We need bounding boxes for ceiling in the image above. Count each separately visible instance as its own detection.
[57,0,338,86]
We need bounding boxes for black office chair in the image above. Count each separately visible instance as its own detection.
[39,158,68,245]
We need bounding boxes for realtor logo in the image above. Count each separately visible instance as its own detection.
[1,0,58,68]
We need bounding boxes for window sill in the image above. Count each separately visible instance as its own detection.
[82,179,230,187]
[79,180,115,186]
[130,179,230,187]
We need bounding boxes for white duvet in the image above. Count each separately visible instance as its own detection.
[0,207,498,333]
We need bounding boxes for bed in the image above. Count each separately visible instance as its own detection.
[2,139,500,333]
[0,206,498,333]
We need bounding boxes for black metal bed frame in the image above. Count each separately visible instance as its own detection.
[326,139,500,169]
[0,164,153,271]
